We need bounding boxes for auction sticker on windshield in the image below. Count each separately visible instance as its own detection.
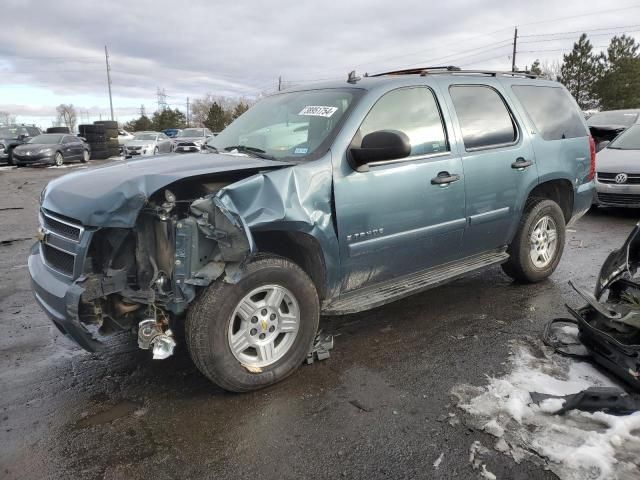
[298,106,338,117]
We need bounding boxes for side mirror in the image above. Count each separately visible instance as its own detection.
[350,130,411,169]
[596,140,610,152]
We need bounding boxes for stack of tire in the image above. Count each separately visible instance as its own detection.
[78,120,119,160]
[46,127,70,134]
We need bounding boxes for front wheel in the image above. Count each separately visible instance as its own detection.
[501,199,566,283]
[54,152,64,166]
[81,150,89,163]
[153,146,159,155]
[186,255,319,392]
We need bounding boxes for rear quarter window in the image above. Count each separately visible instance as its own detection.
[512,85,587,141]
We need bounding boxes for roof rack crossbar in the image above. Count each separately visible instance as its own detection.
[371,67,538,79]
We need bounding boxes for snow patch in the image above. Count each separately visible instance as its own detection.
[452,338,640,480]
[433,452,444,469]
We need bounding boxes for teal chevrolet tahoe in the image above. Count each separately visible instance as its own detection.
[31,67,595,391]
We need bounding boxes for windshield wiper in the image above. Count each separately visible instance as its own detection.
[223,145,275,160]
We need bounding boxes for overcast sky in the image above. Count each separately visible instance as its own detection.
[1,0,639,127]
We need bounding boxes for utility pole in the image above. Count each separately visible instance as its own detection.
[511,27,518,72]
[278,76,282,92]
[104,45,114,121]
[140,104,146,117]
[156,88,167,111]
[186,97,190,126]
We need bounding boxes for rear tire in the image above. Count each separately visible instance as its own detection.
[186,255,319,392]
[502,199,565,283]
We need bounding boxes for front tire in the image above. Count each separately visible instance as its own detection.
[81,150,89,163]
[186,255,319,392]
[502,199,566,283]
[54,152,64,166]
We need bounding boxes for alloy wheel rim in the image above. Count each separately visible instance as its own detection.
[55,154,63,166]
[227,284,300,368]
[84,151,89,162]
[529,215,558,268]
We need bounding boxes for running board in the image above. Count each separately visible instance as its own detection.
[322,249,509,315]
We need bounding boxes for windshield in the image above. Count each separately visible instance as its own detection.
[133,133,158,141]
[609,125,640,150]
[178,128,204,137]
[588,111,639,127]
[207,89,358,161]
[27,134,62,144]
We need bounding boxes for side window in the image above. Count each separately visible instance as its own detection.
[26,127,40,136]
[449,85,517,150]
[62,136,73,144]
[512,85,587,140]
[358,87,448,157]
[18,127,29,137]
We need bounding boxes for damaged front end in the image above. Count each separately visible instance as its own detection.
[30,156,292,356]
[565,221,640,389]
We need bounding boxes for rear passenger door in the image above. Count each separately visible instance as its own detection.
[333,86,467,292]
[61,136,81,160]
[443,82,538,256]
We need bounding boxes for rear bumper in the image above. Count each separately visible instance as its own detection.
[568,181,595,226]
[28,242,103,352]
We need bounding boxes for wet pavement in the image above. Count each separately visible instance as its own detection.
[0,163,637,479]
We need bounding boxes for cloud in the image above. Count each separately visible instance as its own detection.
[1,0,638,125]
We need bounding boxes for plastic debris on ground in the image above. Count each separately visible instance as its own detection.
[305,330,334,365]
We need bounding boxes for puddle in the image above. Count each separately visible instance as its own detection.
[75,400,142,428]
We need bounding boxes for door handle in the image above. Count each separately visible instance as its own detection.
[511,157,533,170]
[431,172,460,186]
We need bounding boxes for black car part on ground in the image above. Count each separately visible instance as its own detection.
[530,387,640,415]
[547,222,640,391]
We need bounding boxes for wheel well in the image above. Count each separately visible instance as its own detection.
[527,179,573,223]
[252,231,327,300]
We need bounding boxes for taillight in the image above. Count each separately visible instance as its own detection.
[588,136,596,181]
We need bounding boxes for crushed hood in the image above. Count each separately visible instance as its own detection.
[42,152,289,227]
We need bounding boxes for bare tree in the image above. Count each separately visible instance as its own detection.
[191,94,254,127]
[56,104,77,132]
[539,60,562,81]
[0,111,16,125]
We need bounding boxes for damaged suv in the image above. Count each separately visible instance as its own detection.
[31,67,595,391]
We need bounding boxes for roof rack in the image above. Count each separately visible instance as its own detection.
[371,66,538,79]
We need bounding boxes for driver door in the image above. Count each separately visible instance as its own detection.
[332,86,466,292]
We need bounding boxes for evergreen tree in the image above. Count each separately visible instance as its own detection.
[204,102,228,132]
[125,114,153,132]
[152,108,187,131]
[558,34,603,109]
[231,101,249,120]
[595,35,640,110]
[529,59,543,76]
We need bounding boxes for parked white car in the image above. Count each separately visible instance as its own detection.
[117,129,135,145]
[123,131,173,157]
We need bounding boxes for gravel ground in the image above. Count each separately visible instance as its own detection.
[0,163,637,480]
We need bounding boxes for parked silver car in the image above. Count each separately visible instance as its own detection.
[595,123,640,207]
[173,128,214,152]
[123,131,172,157]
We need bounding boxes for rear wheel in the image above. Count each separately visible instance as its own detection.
[502,199,565,283]
[186,255,319,392]
[54,152,64,167]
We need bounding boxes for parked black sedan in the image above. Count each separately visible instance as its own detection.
[12,134,90,167]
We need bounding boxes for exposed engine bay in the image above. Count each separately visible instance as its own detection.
[74,173,258,358]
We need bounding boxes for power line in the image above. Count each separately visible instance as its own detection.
[517,5,640,28]
[519,23,640,38]
[520,30,640,44]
